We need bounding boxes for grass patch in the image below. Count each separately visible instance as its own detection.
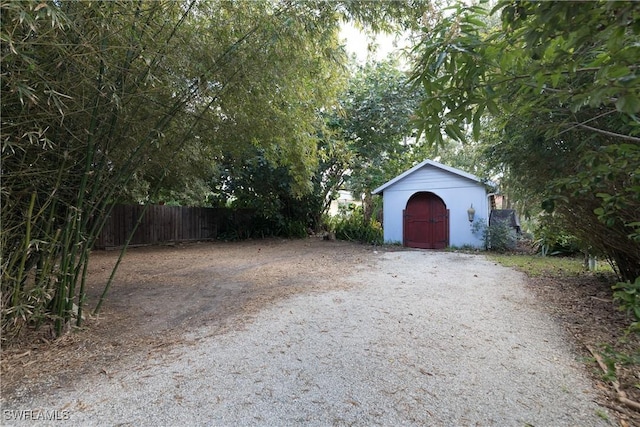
[446,244,480,252]
[486,254,613,278]
[595,409,609,422]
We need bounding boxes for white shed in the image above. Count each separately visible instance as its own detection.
[372,159,491,249]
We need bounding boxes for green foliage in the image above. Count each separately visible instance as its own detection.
[212,148,324,238]
[221,54,440,238]
[337,59,426,197]
[613,277,640,334]
[532,217,581,257]
[597,343,640,384]
[472,219,516,253]
[222,216,308,241]
[326,207,383,245]
[594,409,610,422]
[2,0,198,338]
[551,143,640,280]
[411,0,640,144]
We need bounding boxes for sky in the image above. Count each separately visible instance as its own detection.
[339,23,409,63]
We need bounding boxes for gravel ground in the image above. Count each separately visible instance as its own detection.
[3,250,612,426]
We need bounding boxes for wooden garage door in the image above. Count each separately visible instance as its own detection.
[403,192,449,249]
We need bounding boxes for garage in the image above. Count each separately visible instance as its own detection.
[372,159,493,249]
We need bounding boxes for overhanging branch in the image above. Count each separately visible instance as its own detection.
[570,123,640,143]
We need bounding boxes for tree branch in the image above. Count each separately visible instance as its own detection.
[570,123,640,143]
[553,109,618,138]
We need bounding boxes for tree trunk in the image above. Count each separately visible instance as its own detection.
[362,191,372,224]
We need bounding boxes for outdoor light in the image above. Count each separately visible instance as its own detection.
[467,204,476,223]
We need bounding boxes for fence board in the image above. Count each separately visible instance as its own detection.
[94,204,244,249]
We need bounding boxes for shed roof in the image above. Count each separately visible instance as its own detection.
[372,159,484,195]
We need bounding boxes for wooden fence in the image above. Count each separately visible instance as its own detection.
[94,204,254,249]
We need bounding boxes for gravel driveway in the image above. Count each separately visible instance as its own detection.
[3,250,611,426]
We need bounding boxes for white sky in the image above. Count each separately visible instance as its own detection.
[339,23,409,63]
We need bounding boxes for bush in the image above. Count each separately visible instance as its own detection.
[326,207,383,245]
[472,219,517,253]
[532,217,581,256]
[613,276,640,334]
[216,212,308,241]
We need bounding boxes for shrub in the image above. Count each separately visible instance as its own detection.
[326,207,383,245]
[613,276,640,334]
[472,219,517,253]
[532,217,581,256]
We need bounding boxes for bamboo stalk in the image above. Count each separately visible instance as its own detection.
[75,253,90,328]
[54,206,75,336]
[12,192,36,307]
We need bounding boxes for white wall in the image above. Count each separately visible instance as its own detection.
[380,166,488,248]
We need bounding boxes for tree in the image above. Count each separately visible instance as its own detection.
[410,0,640,281]
[332,59,426,220]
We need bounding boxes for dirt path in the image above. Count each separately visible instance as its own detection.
[2,239,379,401]
[0,239,616,425]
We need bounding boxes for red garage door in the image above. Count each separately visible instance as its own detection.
[403,192,449,249]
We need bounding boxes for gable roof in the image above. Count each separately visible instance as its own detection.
[372,159,484,195]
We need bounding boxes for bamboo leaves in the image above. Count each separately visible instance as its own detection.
[1,0,434,341]
[1,1,204,338]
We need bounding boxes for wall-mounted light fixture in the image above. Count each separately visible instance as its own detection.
[467,204,476,223]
